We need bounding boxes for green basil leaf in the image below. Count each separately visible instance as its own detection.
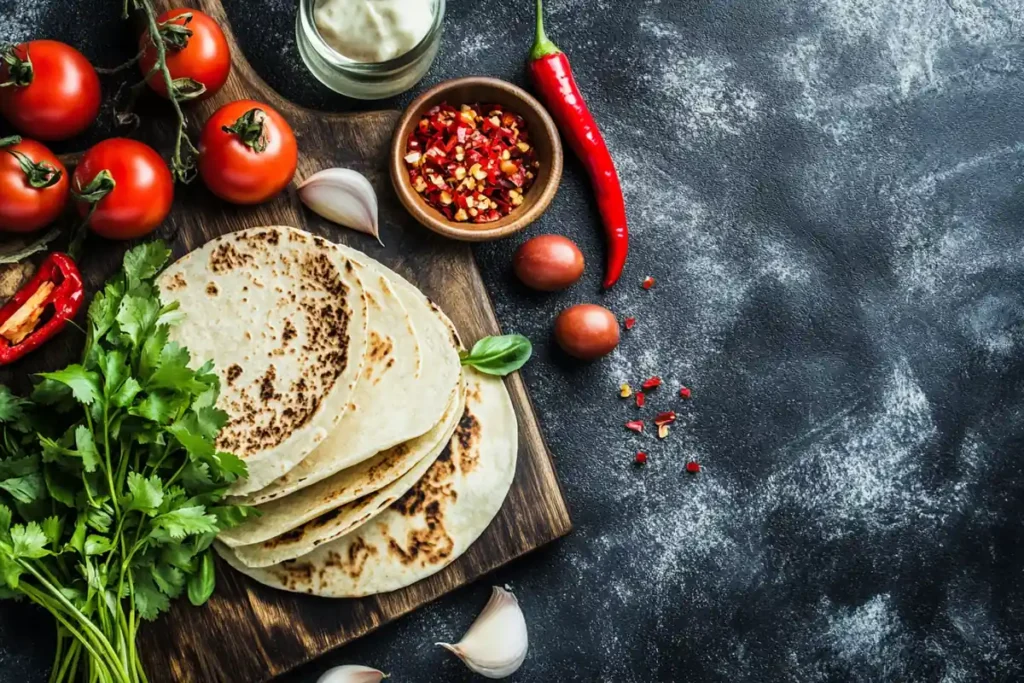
[187,551,216,607]
[459,334,533,376]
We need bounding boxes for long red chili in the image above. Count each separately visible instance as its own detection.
[528,0,628,289]
[0,252,84,364]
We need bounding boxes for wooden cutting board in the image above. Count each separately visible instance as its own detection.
[0,0,572,680]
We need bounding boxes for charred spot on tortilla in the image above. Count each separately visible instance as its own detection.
[392,445,457,517]
[289,230,308,243]
[259,365,279,402]
[387,507,454,567]
[226,364,243,385]
[454,411,481,473]
[209,242,255,273]
[165,272,187,290]
[324,538,378,579]
[282,320,297,344]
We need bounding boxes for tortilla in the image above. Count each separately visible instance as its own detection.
[157,227,368,494]
[239,246,463,505]
[216,368,518,596]
[217,374,464,548]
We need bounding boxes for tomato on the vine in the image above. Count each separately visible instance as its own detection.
[198,100,297,205]
[139,8,231,101]
[0,137,69,233]
[72,139,174,240]
[0,41,101,141]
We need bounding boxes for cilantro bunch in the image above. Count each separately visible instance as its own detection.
[0,243,252,683]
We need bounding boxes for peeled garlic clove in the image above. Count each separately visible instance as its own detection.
[316,664,387,683]
[298,168,383,246]
[437,586,528,679]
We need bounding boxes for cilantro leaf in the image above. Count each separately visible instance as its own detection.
[44,468,76,508]
[131,570,170,621]
[152,506,218,540]
[151,563,185,599]
[83,535,112,556]
[123,241,170,292]
[129,392,181,424]
[0,473,44,504]
[116,294,160,350]
[75,426,100,474]
[0,387,29,429]
[194,407,229,440]
[166,423,215,460]
[0,455,39,479]
[0,554,22,589]
[99,349,130,398]
[37,366,102,406]
[40,517,63,549]
[11,522,49,559]
[87,277,125,340]
[29,378,75,412]
[125,473,163,515]
[111,377,142,409]
[0,505,11,540]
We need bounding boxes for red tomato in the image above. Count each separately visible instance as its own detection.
[139,9,230,100]
[0,41,101,141]
[72,139,174,240]
[0,138,69,233]
[198,100,297,204]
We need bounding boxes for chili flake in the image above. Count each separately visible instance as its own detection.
[641,276,655,290]
[679,386,692,399]
[635,451,648,465]
[657,424,669,439]
[405,102,540,224]
[624,316,636,330]
[685,461,701,474]
[635,391,645,408]
[625,420,644,433]
[619,383,632,398]
[641,376,661,391]
[654,411,676,426]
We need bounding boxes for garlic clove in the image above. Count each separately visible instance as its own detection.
[437,586,528,679]
[316,664,387,683]
[298,168,383,246]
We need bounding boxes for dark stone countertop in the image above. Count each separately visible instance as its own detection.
[3,0,1024,681]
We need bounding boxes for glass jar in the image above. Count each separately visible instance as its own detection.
[296,0,445,100]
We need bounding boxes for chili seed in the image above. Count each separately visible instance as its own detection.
[657,424,669,439]
[620,383,632,398]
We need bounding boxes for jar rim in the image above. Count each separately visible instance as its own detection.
[298,0,446,72]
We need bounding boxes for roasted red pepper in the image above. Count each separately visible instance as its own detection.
[528,0,628,289]
[0,252,84,364]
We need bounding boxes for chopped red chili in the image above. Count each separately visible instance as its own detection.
[623,317,636,330]
[654,411,676,426]
[635,451,648,465]
[679,386,692,399]
[641,276,655,290]
[685,461,701,474]
[625,419,644,433]
[635,391,645,408]
[405,102,540,224]
[641,376,661,391]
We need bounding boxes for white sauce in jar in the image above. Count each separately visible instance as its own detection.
[314,0,434,63]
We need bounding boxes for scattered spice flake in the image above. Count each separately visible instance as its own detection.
[654,411,676,426]
[619,383,632,398]
[685,461,701,474]
[679,386,692,399]
[635,451,648,465]
[641,376,661,391]
[635,391,645,408]
[657,424,669,439]
[641,276,655,290]
[625,420,644,433]
[623,316,636,330]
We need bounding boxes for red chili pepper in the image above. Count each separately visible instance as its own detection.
[528,0,627,289]
[0,253,84,365]
[625,420,644,433]
[641,376,661,391]
[685,461,701,474]
[635,452,648,465]
[654,411,676,426]
[635,391,645,408]
[623,317,636,330]
[679,386,692,400]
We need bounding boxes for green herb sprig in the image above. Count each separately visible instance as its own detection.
[0,242,253,683]
[459,334,533,376]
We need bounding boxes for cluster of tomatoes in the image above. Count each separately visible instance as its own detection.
[0,9,298,241]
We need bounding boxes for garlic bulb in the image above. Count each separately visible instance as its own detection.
[298,168,382,246]
[437,586,528,679]
[316,664,386,683]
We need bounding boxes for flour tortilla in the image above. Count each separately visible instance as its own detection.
[158,227,368,494]
[217,374,464,548]
[217,368,518,596]
[239,246,463,505]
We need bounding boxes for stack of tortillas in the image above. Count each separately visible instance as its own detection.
[157,226,517,597]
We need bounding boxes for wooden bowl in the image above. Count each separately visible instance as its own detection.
[391,77,563,242]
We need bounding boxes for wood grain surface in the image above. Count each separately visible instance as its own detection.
[0,1,572,680]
